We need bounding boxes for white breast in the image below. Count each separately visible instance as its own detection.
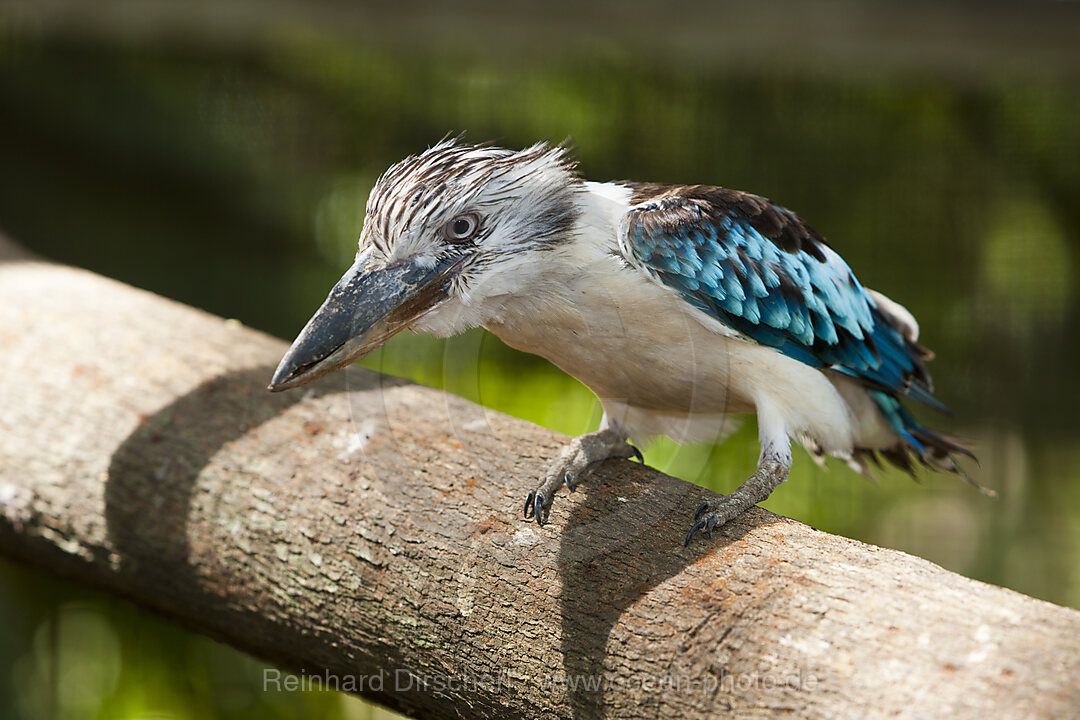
[482,182,884,454]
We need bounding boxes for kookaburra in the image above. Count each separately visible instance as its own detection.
[269,139,976,545]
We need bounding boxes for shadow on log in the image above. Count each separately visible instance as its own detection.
[1,232,1078,719]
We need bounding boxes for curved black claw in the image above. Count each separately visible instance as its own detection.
[685,519,708,547]
[523,491,547,526]
[694,501,711,522]
[564,471,577,493]
[628,444,645,464]
[685,503,720,546]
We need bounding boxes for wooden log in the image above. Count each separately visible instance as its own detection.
[0,233,1077,719]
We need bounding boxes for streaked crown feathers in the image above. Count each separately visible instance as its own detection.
[361,138,581,263]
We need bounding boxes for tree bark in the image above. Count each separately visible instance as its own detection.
[0,233,1077,720]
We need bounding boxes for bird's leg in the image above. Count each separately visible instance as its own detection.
[524,422,643,526]
[685,433,792,546]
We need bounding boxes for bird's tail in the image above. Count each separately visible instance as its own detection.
[856,390,994,497]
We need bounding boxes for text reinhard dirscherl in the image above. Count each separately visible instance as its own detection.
[263,667,819,696]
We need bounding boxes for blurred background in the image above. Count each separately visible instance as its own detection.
[1,1,1078,717]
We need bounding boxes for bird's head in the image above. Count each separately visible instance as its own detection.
[269,139,580,391]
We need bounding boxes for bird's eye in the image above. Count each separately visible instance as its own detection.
[443,213,480,243]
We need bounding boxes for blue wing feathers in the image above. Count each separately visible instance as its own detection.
[621,184,942,413]
[621,183,966,471]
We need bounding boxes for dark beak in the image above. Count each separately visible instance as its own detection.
[268,254,464,391]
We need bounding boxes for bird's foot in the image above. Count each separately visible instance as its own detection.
[683,496,753,545]
[524,428,643,526]
[684,456,790,546]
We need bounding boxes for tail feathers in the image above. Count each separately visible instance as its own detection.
[863,390,995,497]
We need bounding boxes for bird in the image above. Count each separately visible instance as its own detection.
[268,138,982,545]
